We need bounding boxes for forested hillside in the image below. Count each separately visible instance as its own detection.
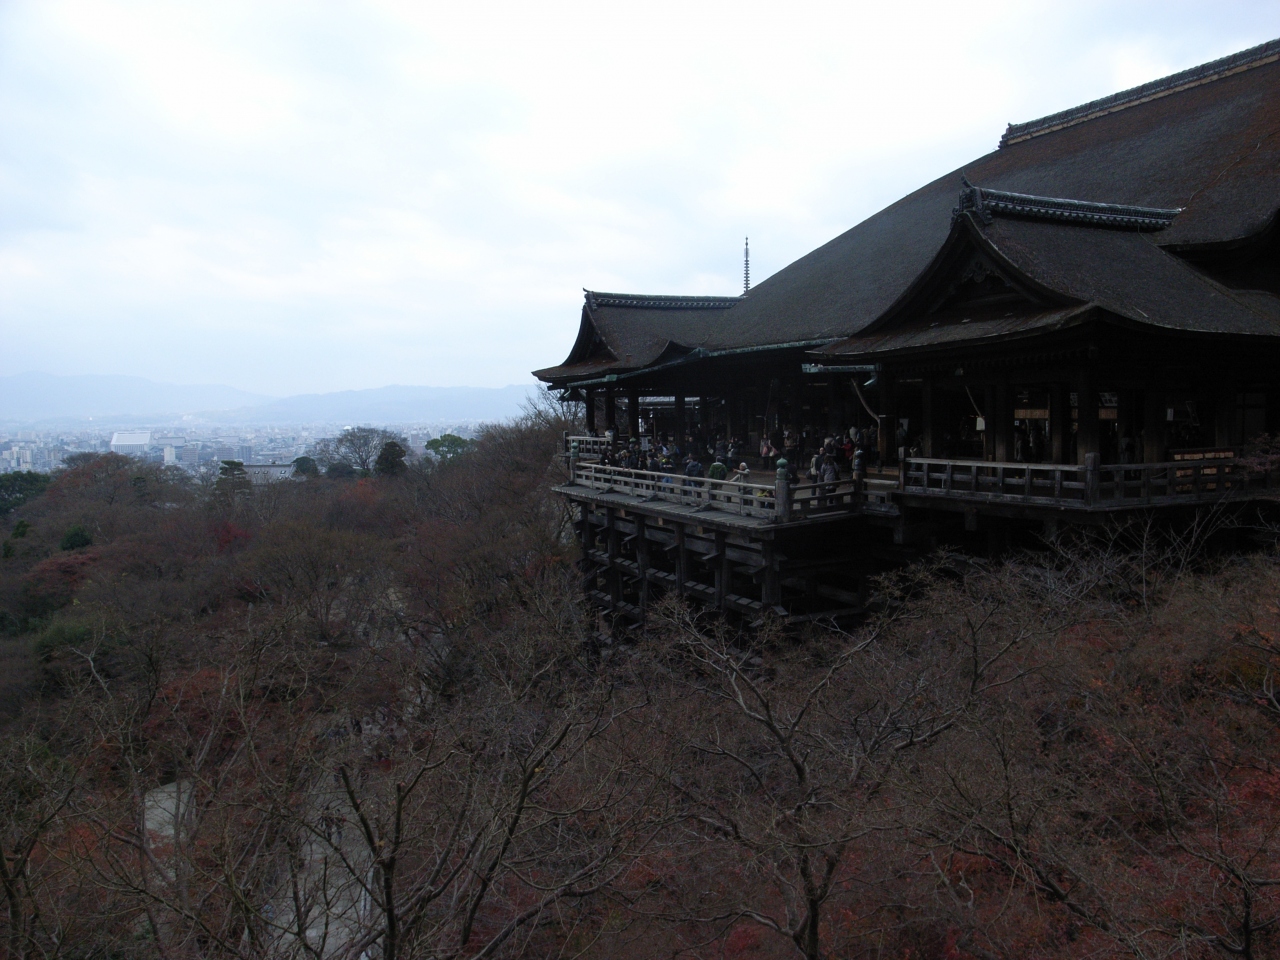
[1,402,1278,960]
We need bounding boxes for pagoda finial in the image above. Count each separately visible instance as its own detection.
[743,237,750,294]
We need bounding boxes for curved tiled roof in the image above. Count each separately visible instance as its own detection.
[537,41,1280,384]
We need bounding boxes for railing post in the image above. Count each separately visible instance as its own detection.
[899,458,907,491]
[775,458,791,523]
[569,440,579,484]
[1085,452,1099,505]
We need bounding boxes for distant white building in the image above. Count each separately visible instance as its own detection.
[244,463,297,485]
[110,431,152,455]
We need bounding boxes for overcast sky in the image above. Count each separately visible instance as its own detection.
[2,1,1278,395]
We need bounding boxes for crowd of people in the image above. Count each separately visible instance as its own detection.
[592,422,884,490]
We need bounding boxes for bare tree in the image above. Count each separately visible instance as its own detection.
[328,428,407,474]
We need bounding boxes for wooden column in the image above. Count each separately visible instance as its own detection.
[1118,389,1138,463]
[1143,387,1166,463]
[1075,367,1099,465]
[879,370,897,463]
[579,504,594,577]
[921,376,936,458]
[604,387,617,433]
[675,523,687,599]
[827,378,841,435]
[634,516,650,612]
[1215,380,1236,448]
[627,387,640,439]
[1049,383,1067,464]
[761,540,780,608]
[674,394,686,445]
[994,380,1011,462]
[605,507,620,608]
[983,383,997,461]
[714,530,728,610]
[585,387,597,434]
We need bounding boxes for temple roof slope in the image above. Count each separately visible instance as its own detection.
[536,39,1280,384]
[531,294,742,382]
[820,206,1280,360]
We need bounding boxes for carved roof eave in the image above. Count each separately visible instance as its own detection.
[562,302,619,368]
[955,178,1182,231]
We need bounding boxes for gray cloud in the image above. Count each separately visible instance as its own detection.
[2,0,1277,393]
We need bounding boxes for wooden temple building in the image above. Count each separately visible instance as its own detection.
[534,39,1280,621]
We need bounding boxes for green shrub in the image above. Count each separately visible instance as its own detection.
[60,526,92,551]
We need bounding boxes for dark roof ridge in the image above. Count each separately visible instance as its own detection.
[955,178,1181,231]
[1000,37,1280,147]
[584,290,742,310]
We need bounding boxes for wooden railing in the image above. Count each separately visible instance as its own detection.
[903,455,1276,507]
[566,454,1276,521]
[565,435,615,459]
[571,462,781,519]
[568,460,883,523]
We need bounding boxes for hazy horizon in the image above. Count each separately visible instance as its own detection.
[3,1,1279,395]
[0,371,543,427]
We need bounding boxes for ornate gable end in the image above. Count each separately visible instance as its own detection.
[926,249,1040,319]
[863,214,1064,337]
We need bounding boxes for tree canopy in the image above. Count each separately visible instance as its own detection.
[0,471,51,517]
[373,440,407,476]
[424,433,474,462]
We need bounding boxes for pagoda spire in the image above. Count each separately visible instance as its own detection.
[743,237,750,294]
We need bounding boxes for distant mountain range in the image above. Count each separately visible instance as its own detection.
[0,373,543,427]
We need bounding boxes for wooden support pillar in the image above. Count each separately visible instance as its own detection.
[1049,383,1067,464]
[1117,389,1138,463]
[1267,385,1280,436]
[627,387,640,439]
[827,378,840,435]
[675,523,687,599]
[1143,387,1166,463]
[983,383,997,461]
[605,508,620,607]
[585,387,597,434]
[580,505,597,592]
[879,370,897,464]
[1215,379,1235,448]
[714,530,728,610]
[761,540,780,607]
[634,516,650,612]
[1075,367,1099,465]
[604,387,617,434]
[921,376,936,458]
[674,394,686,445]
[994,380,1011,462]
[579,503,592,558]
